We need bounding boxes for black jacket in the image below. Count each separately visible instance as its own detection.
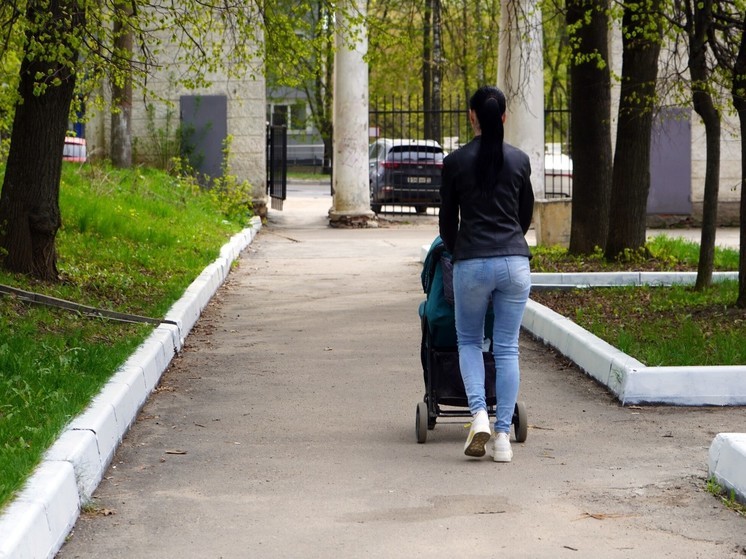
[439,137,534,261]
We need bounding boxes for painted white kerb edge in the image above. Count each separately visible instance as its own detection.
[709,434,746,505]
[0,217,262,559]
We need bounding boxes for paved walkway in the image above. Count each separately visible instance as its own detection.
[57,187,745,558]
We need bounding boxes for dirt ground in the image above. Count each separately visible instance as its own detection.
[58,189,746,558]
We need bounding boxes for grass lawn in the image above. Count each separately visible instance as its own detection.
[530,238,744,366]
[0,162,252,510]
[531,281,745,366]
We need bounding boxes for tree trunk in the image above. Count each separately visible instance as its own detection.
[321,16,334,177]
[459,0,470,103]
[0,0,84,280]
[605,0,663,259]
[423,0,432,139]
[732,17,746,307]
[306,0,334,176]
[567,0,612,255]
[111,2,134,168]
[431,0,443,143]
[690,0,720,290]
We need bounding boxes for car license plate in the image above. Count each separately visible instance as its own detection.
[406,177,431,184]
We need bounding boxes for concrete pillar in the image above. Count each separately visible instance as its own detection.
[329,0,376,227]
[498,0,544,200]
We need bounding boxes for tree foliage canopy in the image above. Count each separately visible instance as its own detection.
[0,0,267,126]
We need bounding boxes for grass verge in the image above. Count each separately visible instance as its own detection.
[0,162,251,510]
[530,236,744,366]
[531,235,740,273]
[531,281,745,366]
[706,477,746,517]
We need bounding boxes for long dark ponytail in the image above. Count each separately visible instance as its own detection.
[469,85,506,191]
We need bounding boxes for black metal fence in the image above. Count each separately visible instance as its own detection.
[368,96,469,216]
[280,97,572,213]
[368,97,573,212]
[369,95,470,154]
[266,124,287,210]
[544,108,572,198]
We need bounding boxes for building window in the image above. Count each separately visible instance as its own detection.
[267,102,308,133]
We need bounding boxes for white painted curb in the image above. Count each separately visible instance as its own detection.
[0,217,262,559]
[420,243,745,404]
[531,270,739,287]
[523,299,746,406]
[708,434,746,505]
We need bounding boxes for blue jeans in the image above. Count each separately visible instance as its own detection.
[453,256,531,433]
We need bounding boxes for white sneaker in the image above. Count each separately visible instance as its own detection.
[492,432,513,462]
[464,410,491,457]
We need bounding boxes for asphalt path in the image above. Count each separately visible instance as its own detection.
[58,184,746,558]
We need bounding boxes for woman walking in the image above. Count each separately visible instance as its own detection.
[439,85,534,462]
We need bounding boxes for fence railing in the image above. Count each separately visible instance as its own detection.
[266,124,287,210]
[282,97,572,210]
[369,95,470,153]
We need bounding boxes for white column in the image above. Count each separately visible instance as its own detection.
[498,0,544,199]
[329,0,375,226]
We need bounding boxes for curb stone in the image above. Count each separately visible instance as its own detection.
[0,217,262,559]
[709,434,746,505]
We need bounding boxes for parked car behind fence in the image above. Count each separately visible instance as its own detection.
[369,138,444,214]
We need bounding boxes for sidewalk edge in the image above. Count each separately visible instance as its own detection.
[0,217,262,559]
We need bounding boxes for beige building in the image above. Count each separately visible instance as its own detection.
[86,31,268,216]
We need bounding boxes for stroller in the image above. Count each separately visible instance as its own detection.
[416,236,528,444]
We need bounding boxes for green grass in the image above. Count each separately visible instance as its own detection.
[706,477,746,516]
[568,282,745,366]
[530,236,744,366]
[287,169,331,180]
[531,235,740,272]
[0,162,250,509]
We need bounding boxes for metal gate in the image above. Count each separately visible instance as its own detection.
[266,124,287,210]
[369,95,467,216]
[368,97,573,214]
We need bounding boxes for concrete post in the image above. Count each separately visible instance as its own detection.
[329,0,376,227]
[498,0,544,201]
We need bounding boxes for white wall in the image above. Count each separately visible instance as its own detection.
[87,27,267,214]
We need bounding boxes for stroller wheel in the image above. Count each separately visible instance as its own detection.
[416,401,428,443]
[513,401,528,443]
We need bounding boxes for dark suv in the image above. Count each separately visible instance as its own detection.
[369,138,444,213]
